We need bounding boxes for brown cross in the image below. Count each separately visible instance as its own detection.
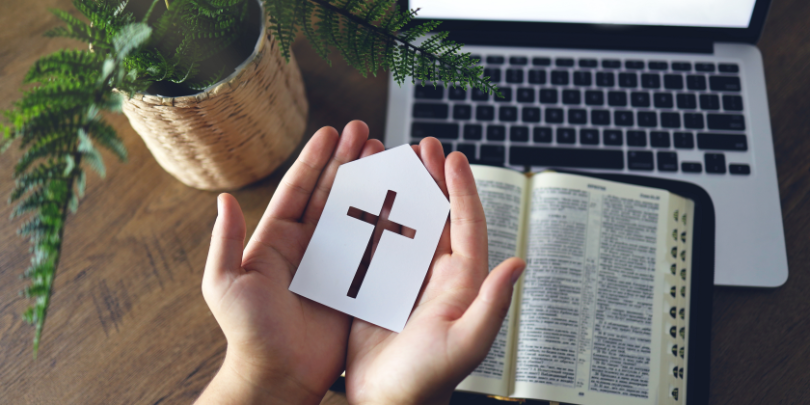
[345,190,416,298]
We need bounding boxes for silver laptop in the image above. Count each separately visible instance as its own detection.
[384,0,787,287]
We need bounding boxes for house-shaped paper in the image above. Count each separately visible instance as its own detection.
[289,144,450,332]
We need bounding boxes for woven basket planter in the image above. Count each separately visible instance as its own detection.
[121,16,308,191]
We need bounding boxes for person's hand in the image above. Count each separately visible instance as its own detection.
[196,121,386,405]
[344,137,526,405]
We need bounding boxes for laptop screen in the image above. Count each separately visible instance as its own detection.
[411,0,758,29]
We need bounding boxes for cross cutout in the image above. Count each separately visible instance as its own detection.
[346,190,416,298]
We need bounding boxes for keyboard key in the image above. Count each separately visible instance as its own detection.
[463,124,482,140]
[641,74,661,89]
[651,131,671,148]
[729,164,750,175]
[510,56,528,65]
[705,153,726,173]
[557,128,576,143]
[441,142,452,156]
[604,130,623,146]
[534,127,553,143]
[532,57,551,66]
[551,71,569,85]
[649,61,668,70]
[602,59,621,68]
[556,58,575,67]
[719,63,739,73]
[499,106,518,121]
[677,94,697,109]
[700,94,720,110]
[476,105,495,121]
[695,63,715,72]
[596,72,615,87]
[486,56,505,64]
[697,133,748,151]
[625,60,644,69]
[684,113,705,129]
[529,70,547,84]
[506,69,524,83]
[457,143,476,161]
[654,93,674,108]
[628,151,654,170]
[568,109,587,124]
[540,89,558,104]
[546,108,564,123]
[579,59,598,68]
[674,132,695,149]
[710,76,741,91]
[522,107,541,123]
[672,62,692,71]
[707,114,745,131]
[453,104,472,120]
[586,90,604,105]
[487,125,506,140]
[484,68,501,82]
[627,130,647,146]
[574,71,592,86]
[472,88,489,101]
[638,111,657,127]
[415,85,444,99]
[517,88,535,103]
[413,103,449,119]
[510,146,624,169]
[563,90,581,104]
[658,151,678,171]
[723,95,744,111]
[686,75,707,90]
[480,145,505,166]
[412,122,459,139]
[619,73,638,88]
[664,74,684,90]
[661,112,681,128]
[631,92,651,107]
[608,91,628,106]
[448,87,467,100]
[615,110,634,126]
[581,129,600,145]
[511,126,530,141]
[682,162,702,173]
[495,88,513,102]
[591,110,611,125]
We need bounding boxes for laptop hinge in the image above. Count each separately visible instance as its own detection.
[447,31,715,54]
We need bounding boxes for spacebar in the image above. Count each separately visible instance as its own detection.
[510,146,625,169]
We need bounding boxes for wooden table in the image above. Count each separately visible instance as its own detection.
[1,1,808,404]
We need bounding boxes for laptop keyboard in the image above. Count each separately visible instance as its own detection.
[410,55,750,175]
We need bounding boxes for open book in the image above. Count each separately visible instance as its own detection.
[459,167,696,405]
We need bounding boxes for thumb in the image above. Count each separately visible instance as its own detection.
[449,257,525,369]
[202,193,247,303]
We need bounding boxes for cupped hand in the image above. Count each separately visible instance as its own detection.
[344,137,526,405]
[197,121,385,405]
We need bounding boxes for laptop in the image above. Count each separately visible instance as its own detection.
[384,0,787,287]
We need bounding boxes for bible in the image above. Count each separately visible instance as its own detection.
[458,166,713,405]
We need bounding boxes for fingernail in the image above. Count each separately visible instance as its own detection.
[511,266,525,284]
[216,194,224,215]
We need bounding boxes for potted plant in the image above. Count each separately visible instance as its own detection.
[1,0,498,356]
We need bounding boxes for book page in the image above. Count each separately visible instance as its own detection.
[456,165,529,397]
[512,172,671,405]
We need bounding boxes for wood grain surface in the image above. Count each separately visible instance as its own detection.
[0,0,808,404]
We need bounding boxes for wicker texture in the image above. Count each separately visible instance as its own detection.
[122,31,308,191]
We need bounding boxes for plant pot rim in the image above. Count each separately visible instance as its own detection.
[123,0,267,106]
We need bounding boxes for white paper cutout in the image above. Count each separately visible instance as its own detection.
[289,144,450,332]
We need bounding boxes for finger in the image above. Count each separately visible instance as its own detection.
[445,152,487,261]
[262,126,339,222]
[417,137,449,196]
[448,258,525,369]
[202,194,247,303]
[360,138,385,159]
[301,120,370,227]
